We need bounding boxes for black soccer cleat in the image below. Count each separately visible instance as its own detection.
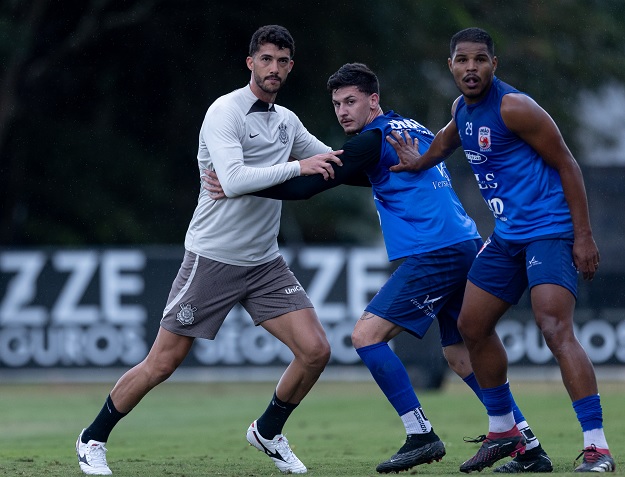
[574,444,615,473]
[460,429,526,473]
[376,430,446,474]
[493,445,553,473]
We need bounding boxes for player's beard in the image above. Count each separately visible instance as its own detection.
[253,71,284,95]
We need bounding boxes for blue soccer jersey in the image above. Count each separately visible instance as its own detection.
[454,77,573,240]
[362,112,480,260]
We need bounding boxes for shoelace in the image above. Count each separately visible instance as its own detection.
[87,442,108,466]
[274,436,296,461]
[575,444,603,464]
[463,435,487,444]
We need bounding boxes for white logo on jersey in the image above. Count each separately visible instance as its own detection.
[527,256,542,269]
[474,172,498,189]
[487,197,506,221]
[464,150,488,164]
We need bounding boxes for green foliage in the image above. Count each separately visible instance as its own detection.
[0,380,623,476]
[1,1,624,245]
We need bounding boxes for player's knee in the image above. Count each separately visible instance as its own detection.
[303,339,331,370]
[351,329,369,349]
[537,314,574,349]
[143,356,180,383]
[457,318,477,343]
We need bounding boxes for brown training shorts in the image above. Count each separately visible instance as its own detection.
[160,251,313,339]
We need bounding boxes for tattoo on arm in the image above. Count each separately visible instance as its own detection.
[360,311,376,321]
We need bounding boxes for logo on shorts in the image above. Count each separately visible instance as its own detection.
[527,256,542,269]
[176,303,197,325]
[285,285,303,295]
[477,237,491,256]
[410,294,441,319]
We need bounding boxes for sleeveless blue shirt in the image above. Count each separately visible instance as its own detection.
[454,77,573,239]
[361,111,480,261]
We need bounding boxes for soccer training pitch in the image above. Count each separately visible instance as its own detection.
[0,379,622,476]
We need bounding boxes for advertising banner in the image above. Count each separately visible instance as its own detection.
[1,246,623,372]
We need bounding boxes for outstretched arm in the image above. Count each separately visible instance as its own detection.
[387,98,463,172]
[204,130,380,200]
[387,117,462,172]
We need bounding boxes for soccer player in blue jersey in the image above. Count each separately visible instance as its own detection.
[204,62,551,474]
[388,28,614,473]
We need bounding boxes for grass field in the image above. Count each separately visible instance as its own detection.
[0,379,622,476]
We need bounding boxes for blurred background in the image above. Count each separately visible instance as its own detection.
[1,0,624,385]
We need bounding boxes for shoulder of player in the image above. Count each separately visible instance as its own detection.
[500,92,547,129]
[273,103,301,121]
[450,95,465,120]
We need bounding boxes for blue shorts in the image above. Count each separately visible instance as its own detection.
[365,239,482,346]
[467,232,578,305]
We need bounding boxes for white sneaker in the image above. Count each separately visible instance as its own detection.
[76,429,112,475]
[246,420,307,474]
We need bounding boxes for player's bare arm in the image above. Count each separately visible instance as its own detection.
[501,93,600,280]
[387,118,461,172]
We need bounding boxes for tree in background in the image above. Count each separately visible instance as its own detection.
[1,0,623,245]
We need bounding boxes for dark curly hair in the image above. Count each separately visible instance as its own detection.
[249,25,295,58]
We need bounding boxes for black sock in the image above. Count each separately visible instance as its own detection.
[81,395,128,443]
[256,391,298,439]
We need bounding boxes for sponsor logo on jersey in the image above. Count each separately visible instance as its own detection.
[478,126,491,151]
[527,256,542,269]
[464,149,488,164]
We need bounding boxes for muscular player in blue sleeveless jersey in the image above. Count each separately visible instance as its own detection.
[388,28,613,473]
[204,63,550,474]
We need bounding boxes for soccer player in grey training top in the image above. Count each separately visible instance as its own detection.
[75,24,342,476]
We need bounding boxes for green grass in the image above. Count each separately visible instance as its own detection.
[0,380,623,476]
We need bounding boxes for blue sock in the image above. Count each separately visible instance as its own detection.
[573,394,603,431]
[482,382,513,416]
[465,374,527,427]
[510,394,526,424]
[463,372,483,401]
[356,342,420,415]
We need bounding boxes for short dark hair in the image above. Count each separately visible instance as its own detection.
[249,25,295,58]
[450,27,494,58]
[326,63,379,95]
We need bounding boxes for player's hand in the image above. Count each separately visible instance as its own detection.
[299,150,343,180]
[573,233,600,281]
[387,130,422,172]
[201,170,226,200]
